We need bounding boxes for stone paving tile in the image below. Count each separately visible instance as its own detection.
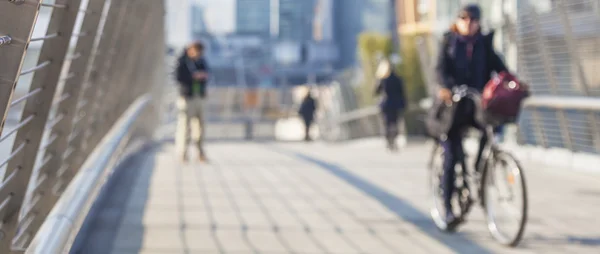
[78,140,600,254]
[278,140,600,254]
[279,231,327,253]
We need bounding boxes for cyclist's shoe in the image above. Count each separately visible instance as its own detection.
[445,212,461,232]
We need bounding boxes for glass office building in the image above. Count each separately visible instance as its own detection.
[278,0,316,42]
[333,0,391,69]
[236,0,272,36]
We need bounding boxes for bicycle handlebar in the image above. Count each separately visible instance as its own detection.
[449,85,497,138]
[451,85,482,102]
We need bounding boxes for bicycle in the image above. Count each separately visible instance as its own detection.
[428,85,528,247]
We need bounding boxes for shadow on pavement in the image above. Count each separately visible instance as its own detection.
[567,236,600,246]
[523,234,600,247]
[284,150,495,254]
[70,141,159,254]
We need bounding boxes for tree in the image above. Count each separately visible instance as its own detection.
[357,32,393,106]
[356,32,429,134]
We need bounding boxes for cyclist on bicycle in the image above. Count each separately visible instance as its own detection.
[434,4,509,226]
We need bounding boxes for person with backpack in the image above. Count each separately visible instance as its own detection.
[175,42,209,162]
[375,59,406,151]
[433,4,512,227]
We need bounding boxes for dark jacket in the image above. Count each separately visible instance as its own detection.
[375,72,406,111]
[176,53,209,98]
[299,95,317,122]
[427,30,508,139]
[435,30,507,92]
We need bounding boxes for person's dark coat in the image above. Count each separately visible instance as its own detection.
[176,53,209,98]
[426,30,508,139]
[436,30,507,92]
[375,72,406,112]
[299,95,317,122]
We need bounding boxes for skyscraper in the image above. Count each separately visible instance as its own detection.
[236,0,271,36]
[278,0,315,42]
[333,0,391,69]
[313,0,333,42]
[191,5,208,35]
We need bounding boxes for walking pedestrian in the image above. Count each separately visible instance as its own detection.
[375,59,406,151]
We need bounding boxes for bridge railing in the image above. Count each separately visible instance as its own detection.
[411,0,600,155]
[0,1,165,253]
[515,0,600,154]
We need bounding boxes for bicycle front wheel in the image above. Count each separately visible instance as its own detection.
[483,151,528,247]
[428,142,448,231]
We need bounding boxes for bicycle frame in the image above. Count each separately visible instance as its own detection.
[430,85,528,244]
[447,85,505,217]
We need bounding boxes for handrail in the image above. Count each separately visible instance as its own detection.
[329,103,422,125]
[25,95,151,254]
[522,95,600,111]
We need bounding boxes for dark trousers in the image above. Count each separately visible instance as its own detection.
[303,117,313,141]
[441,99,488,214]
[382,108,402,142]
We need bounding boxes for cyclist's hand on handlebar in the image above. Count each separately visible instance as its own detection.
[438,88,452,104]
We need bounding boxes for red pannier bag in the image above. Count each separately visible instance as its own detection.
[482,71,530,126]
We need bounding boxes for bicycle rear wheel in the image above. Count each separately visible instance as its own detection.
[482,151,528,246]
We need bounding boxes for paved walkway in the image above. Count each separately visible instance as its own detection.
[73,135,600,253]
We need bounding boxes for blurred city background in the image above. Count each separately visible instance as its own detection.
[1,0,599,253]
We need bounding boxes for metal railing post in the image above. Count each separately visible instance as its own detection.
[529,7,560,95]
[64,2,145,194]
[530,108,548,148]
[0,0,42,135]
[101,2,154,128]
[134,4,166,138]
[19,0,110,247]
[60,0,129,181]
[555,0,591,95]
[0,1,166,252]
[83,0,140,148]
[589,112,600,154]
[556,109,574,151]
[0,0,85,252]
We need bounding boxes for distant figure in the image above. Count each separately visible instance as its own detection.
[175,42,209,162]
[375,59,406,151]
[298,90,317,141]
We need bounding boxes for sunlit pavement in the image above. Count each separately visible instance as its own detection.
[75,133,600,254]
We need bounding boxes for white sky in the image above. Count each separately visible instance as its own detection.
[193,0,236,34]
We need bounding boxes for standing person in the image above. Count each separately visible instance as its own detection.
[375,59,406,151]
[434,4,509,227]
[298,89,317,142]
[175,42,209,162]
